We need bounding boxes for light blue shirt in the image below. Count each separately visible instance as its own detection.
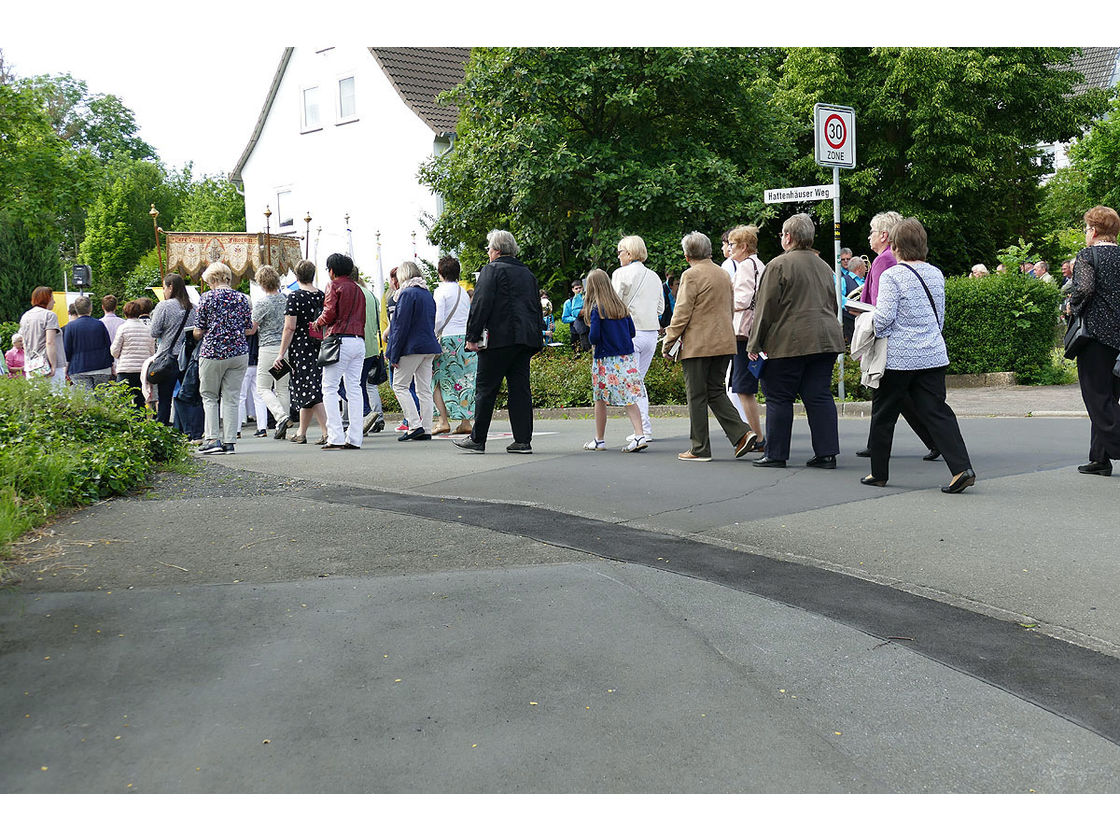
[873,261,949,370]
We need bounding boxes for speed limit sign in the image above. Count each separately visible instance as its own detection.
[814,103,855,169]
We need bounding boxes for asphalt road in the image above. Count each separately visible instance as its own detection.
[3,391,1119,793]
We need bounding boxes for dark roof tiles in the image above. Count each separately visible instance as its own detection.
[1070,47,1119,95]
[369,47,470,133]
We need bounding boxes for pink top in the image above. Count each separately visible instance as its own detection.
[5,347,24,377]
[859,245,897,306]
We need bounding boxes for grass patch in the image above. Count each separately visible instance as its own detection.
[0,377,188,571]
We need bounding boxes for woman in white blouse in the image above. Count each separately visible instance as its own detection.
[728,225,766,449]
[611,235,664,442]
[431,256,477,436]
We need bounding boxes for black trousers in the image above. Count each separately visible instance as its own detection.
[869,367,971,481]
[865,387,937,451]
[472,344,536,445]
[155,363,184,425]
[1077,338,1120,463]
[759,352,839,461]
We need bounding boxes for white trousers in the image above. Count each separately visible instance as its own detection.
[239,364,267,430]
[393,353,436,433]
[321,336,365,447]
[632,330,658,436]
[255,343,291,423]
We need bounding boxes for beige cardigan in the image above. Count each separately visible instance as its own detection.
[662,259,737,360]
[110,318,156,374]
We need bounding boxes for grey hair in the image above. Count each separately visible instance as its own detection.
[487,229,519,257]
[202,261,233,287]
[681,231,712,260]
[782,213,816,249]
[840,247,853,257]
[73,295,93,315]
[870,211,903,238]
[847,256,866,274]
[396,261,425,288]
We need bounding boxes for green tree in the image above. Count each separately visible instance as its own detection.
[1066,88,1120,211]
[420,47,794,295]
[174,172,247,232]
[0,220,60,321]
[775,48,1108,275]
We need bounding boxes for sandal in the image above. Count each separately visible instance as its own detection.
[583,439,606,451]
[622,435,648,453]
[291,434,307,444]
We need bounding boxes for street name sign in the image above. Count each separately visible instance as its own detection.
[764,184,837,204]
[814,103,856,169]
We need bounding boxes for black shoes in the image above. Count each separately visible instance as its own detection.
[253,429,268,438]
[506,442,533,454]
[454,437,485,453]
[753,456,786,468]
[806,454,836,469]
[1078,461,1113,476]
[856,448,871,458]
[941,468,976,494]
[923,448,941,462]
[398,428,432,441]
[274,417,289,440]
[860,474,888,487]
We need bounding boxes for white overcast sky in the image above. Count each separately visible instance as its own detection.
[2,3,1099,179]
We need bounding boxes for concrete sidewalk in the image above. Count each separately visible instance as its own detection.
[3,383,1118,793]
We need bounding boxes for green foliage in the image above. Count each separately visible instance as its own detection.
[121,248,163,302]
[0,220,60,321]
[1067,86,1120,211]
[421,47,794,279]
[833,353,872,402]
[0,322,19,354]
[0,376,187,564]
[775,48,1108,276]
[173,171,247,232]
[943,274,1062,382]
[996,237,1039,273]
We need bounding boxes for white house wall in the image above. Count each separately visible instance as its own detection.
[239,46,445,284]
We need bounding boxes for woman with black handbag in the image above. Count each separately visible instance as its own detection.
[274,259,328,445]
[1069,205,1120,476]
[861,218,976,494]
[149,273,198,426]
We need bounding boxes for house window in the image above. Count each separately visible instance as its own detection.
[302,86,320,130]
[276,190,293,228]
[338,76,356,121]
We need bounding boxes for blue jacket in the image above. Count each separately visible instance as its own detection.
[63,315,114,375]
[561,293,584,325]
[386,286,441,364]
[588,307,635,359]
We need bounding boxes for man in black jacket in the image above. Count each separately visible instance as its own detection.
[455,229,544,454]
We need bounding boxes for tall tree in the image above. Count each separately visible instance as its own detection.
[420,47,794,291]
[774,48,1108,275]
[0,220,60,322]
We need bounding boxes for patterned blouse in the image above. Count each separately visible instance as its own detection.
[1070,244,1120,350]
[873,261,949,371]
[196,288,252,360]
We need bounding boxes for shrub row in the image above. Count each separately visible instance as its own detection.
[0,377,188,566]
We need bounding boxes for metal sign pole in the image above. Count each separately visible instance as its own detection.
[833,165,844,401]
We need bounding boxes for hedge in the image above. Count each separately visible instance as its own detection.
[943,274,1062,383]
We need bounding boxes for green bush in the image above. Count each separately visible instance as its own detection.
[0,377,187,565]
[943,274,1062,383]
[0,322,19,357]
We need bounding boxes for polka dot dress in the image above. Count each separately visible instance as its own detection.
[286,288,325,408]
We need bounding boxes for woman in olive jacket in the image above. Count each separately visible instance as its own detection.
[747,213,845,468]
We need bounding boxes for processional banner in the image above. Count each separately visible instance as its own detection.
[164,232,303,281]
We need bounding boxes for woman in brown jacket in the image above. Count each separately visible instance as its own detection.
[747,213,845,468]
[662,231,756,462]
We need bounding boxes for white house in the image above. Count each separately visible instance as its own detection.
[231,47,469,291]
[1043,47,1120,173]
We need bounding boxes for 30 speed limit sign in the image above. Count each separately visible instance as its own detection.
[814,103,855,169]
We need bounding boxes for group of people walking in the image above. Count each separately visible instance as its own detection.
[11,204,1120,488]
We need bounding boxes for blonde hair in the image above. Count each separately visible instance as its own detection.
[617,235,648,262]
[202,261,233,287]
[581,268,628,323]
[728,225,759,255]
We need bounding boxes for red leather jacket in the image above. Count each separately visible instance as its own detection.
[315,275,365,337]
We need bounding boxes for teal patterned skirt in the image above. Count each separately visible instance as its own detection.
[433,334,477,420]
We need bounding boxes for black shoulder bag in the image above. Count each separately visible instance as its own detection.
[145,307,191,384]
[1064,248,1098,360]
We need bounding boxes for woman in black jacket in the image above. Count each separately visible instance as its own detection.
[1069,205,1120,476]
[454,229,544,455]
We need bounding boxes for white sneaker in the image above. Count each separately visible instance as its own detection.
[622,435,649,453]
[583,439,606,451]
